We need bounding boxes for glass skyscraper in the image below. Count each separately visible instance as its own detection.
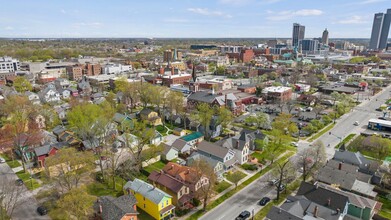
[292,23,305,47]
[369,9,391,50]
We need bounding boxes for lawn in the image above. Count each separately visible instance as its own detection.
[225,170,247,182]
[188,151,295,220]
[378,195,391,219]
[241,163,258,171]
[87,176,126,197]
[0,153,21,168]
[215,180,232,193]
[15,170,41,190]
[156,125,168,135]
[347,135,391,160]
[143,160,166,175]
[336,133,356,149]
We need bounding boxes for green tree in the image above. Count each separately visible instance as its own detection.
[216,66,226,75]
[217,107,233,134]
[132,62,141,69]
[272,113,298,135]
[56,187,96,220]
[45,148,95,193]
[13,76,32,93]
[191,103,214,140]
[230,171,242,189]
[190,159,216,211]
[244,112,270,129]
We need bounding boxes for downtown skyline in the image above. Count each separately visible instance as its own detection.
[0,0,391,38]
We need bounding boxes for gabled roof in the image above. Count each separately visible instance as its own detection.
[140,108,154,116]
[197,141,230,159]
[266,206,302,220]
[124,178,171,205]
[34,142,66,156]
[148,171,185,193]
[333,150,379,173]
[162,162,200,184]
[97,195,138,220]
[171,139,188,151]
[297,182,349,212]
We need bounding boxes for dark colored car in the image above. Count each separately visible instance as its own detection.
[15,179,24,186]
[259,197,271,206]
[37,206,48,216]
[236,210,251,220]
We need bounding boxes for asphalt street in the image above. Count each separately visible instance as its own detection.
[200,85,391,220]
[0,162,50,220]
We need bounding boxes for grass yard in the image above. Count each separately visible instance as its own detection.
[156,125,168,135]
[215,180,232,193]
[0,153,21,168]
[241,163,258,171]
[336,133,356,149]
[378,195,391,219]
[137,208,155,220]
[87,176,126,197]
[347,135,391,160]
[225,170,246,182]
[15,170,41,190]
[143,160,167,175]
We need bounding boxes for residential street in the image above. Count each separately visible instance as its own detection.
[0,163,50,220]
[200,85,391,220]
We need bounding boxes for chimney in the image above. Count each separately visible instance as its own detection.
[236,140,239,149]
[314,206,319,218]
[327,198,331,206]
[338,162,342,170]
[170,164,174,170]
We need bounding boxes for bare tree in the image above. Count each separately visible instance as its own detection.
[273,160,296,201]
[295,140,326,181]
[190,159,216,211]
[313,105,326,119]
[286,100,296,114]
[0,176,24,219]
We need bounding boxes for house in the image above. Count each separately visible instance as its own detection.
[267,182,382,220]
[198,116,222,139]
[158,162,209,198]
[57,88,71,99]
[173,128,186,136]
[38,87,61,103]
[81,138,100,151]
[148,129,164,145]
[215,135,250,165]
[140,109,162,126]
[77,78,92,95]
[25,91,41,105]
[239,129,268,151]
[294,83,311,93]
[113,113,135,131]
[93,194,138,220]
[333,150,382,184]
[54,78,70,89]
[57,130,80,147]
[187,153,225,180]
[124,178,175,220]
[171,139,192,155]
[65,87,79,97]
[180,132,204,148]
[34,142,66,168]
[187,90,243,115]
[296,94,316,106]
[165,114,182,126]
[316,159,378,199]
[115,133,139,148]
[196,141,236,170]
[161,143,179,161]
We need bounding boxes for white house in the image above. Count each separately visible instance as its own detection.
[216,136,250,165]
[102,63,132,75]
[54,78,70,89]
[25,91,41,105]
[58,89,71,99]
[39,87,61,103]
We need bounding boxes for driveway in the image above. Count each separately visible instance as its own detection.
[0,162,50,220]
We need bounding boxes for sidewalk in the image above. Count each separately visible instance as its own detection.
[177,152,290,220]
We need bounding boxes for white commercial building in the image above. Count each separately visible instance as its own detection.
[103,63,132,75]
[0,56,20,73]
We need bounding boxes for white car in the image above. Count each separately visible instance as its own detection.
[353,121,360,126]
[0,157,5,163]
[291,142,299,147]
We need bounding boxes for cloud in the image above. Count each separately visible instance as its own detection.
[187,8,232,18]
[219,0,253,5]
[359,0,387,4]
[267,9,323,21]
[60,9,66,14]
[336,16,367,24]
[4,26,14,30]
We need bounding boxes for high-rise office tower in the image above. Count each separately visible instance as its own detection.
[369,9,391,50]
[292,23,305,47]
[322,28,329,45]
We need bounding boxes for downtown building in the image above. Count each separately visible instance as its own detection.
[292,23,305,47]
[369,9,391,50]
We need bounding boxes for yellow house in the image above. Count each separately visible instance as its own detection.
[124,178,175,220]
[140,108,162,126]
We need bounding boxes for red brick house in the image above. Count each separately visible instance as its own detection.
[34,143,65,168]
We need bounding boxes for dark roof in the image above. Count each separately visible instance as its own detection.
[297,182,348,212]
[333,150,379,173]
[197,141,230,159]
[187,91,217,103]
[34,142,66,156]
[140,108,154,116]
[241,129,267,140]
[148,171,185,193]
[52,125,66,136]
[171,139,188,151]
[266,206,302,220]
[97,195,138,220]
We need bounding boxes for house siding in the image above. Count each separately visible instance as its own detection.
[131,190,173,220]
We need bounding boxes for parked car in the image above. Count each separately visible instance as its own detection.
[236,210,251,220]
[269,179,279,186]
[353,121,360,126]
[306,107,313,112]
[15,179,24,186]
[0,157,5,163]
[259,197,271,206]
[291,142,299,147]
[276,184,286,192]
[37,206,48,216]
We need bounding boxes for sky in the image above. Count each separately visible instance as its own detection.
[0,0,390,38]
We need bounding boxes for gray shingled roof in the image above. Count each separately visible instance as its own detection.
[97,195,138,220]
[197,141,229,159]
[124,178,171,204]
[266,206,302,220]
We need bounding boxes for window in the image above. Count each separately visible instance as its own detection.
[161,203,164,208]
[143,197,145,201]
[166,200,168,205]
[143,204,146,209]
